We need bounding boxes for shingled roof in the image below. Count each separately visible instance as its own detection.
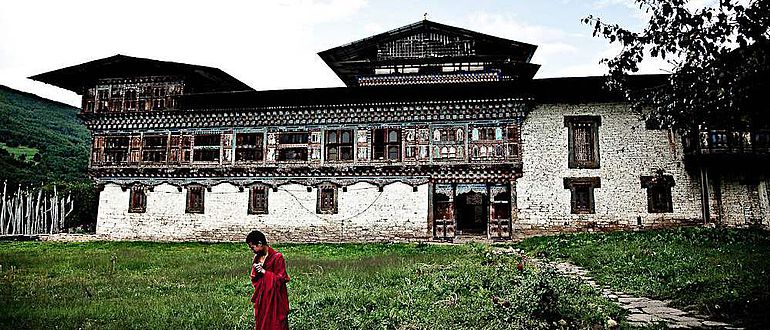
[29,54,253,95]
[318,20,540,87]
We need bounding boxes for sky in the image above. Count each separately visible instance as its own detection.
[0,0,670,107]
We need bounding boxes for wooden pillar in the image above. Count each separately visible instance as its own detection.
[700,166,710,224]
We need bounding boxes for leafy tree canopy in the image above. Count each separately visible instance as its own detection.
[584,0,770,134]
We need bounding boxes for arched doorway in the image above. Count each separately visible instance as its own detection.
[455,190,488,235]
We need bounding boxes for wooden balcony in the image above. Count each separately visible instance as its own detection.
[683,129,770,164]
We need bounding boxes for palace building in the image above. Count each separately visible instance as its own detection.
[31,20,769,242]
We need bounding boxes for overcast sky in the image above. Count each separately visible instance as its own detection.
[0,0,671,107]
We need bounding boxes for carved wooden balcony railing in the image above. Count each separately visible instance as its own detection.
[683,129,770,162]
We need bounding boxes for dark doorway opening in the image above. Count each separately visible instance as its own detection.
[455,191,488,235]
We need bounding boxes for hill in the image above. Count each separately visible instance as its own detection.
[0,84,90,185]
[0,84,94,230]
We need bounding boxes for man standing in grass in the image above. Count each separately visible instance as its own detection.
[246,230,290,330]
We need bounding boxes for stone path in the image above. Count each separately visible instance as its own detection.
[493,247,742,329]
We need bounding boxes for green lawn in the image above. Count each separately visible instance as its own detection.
[0,142,38,161]
[515,227,770,328]
[0,242,623,329]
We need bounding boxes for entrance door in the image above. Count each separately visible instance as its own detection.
[432,184,455,240]
[488,184,512,240]
[455,185,488,235]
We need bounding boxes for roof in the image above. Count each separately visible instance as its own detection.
[318,20,540,87]
[178,75,668,110]
[29,55,253,95]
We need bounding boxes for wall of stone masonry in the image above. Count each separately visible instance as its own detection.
[96,181,430,242]
[707,172,770,227]
[516,102,704,230]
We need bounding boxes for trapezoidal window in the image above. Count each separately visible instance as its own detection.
[317,185,338,214]
[193,134,221,162]
[128,186,146,213]
[564,177,601,214]
[186,185,205,214]
[372,128,401,161]
[565,116,601,169]
[235,133,264,162]
[325,130,354,162]
[248,185,269,214]
[641,173,674,213]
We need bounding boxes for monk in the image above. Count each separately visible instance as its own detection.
[246,230,290,330]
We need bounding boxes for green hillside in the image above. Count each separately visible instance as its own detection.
[0,84,95,230]
[0,84,90,184]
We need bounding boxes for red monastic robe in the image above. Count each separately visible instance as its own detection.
[250,246,290,330]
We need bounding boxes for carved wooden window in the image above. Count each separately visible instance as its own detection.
[96,89,109,112]
[125,89,138,110]
[373,128,401,161]
[564,177,601,214]
[506,125,521,161]
[248,185,269,214]
[565,116,601,169]
[193,134,221,162]
[276,132,309,162]
[325,130,354,162]
[142,135,168,163]
[101,136,129,165]
[186,185,205,214]
[235,133,264,162]
[317,185,338,214]
[152,87,166,110]
[641,173,674,213]
[128,186,146,213]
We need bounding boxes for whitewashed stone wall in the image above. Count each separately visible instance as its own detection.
[96,181,430,242]
[516,103,703,230]
[708,174,770,227]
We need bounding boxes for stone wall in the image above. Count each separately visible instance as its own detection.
[96,181,430,242]
[707,173,770,227]
[516,103,704,230]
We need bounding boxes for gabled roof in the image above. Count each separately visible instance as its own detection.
[318,20,539,86]
[29,55,253,95]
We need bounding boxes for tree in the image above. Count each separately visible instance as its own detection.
[584,0,770,135]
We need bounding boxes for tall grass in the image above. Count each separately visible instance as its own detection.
[1,242,622,329]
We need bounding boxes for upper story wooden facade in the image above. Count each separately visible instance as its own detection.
[30,20,668,184]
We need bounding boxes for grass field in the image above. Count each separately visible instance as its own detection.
[516,227,770,328]
[1,242,623,329]
[0,142,38,161]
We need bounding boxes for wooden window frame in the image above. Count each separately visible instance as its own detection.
[248,185,269,215]
[192,134,221,163]
[185,185,205,214]
[235,132,264,163]
[372,128,401,161]
[641,173,675,213]
[325,129,354,162]
[564,116,601,169]
[101,136,130,165]
[276,132,310,162]
[128,186,147,213]
[564,177,601,214]
[316,184,338,214]
[141,135,168,164]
